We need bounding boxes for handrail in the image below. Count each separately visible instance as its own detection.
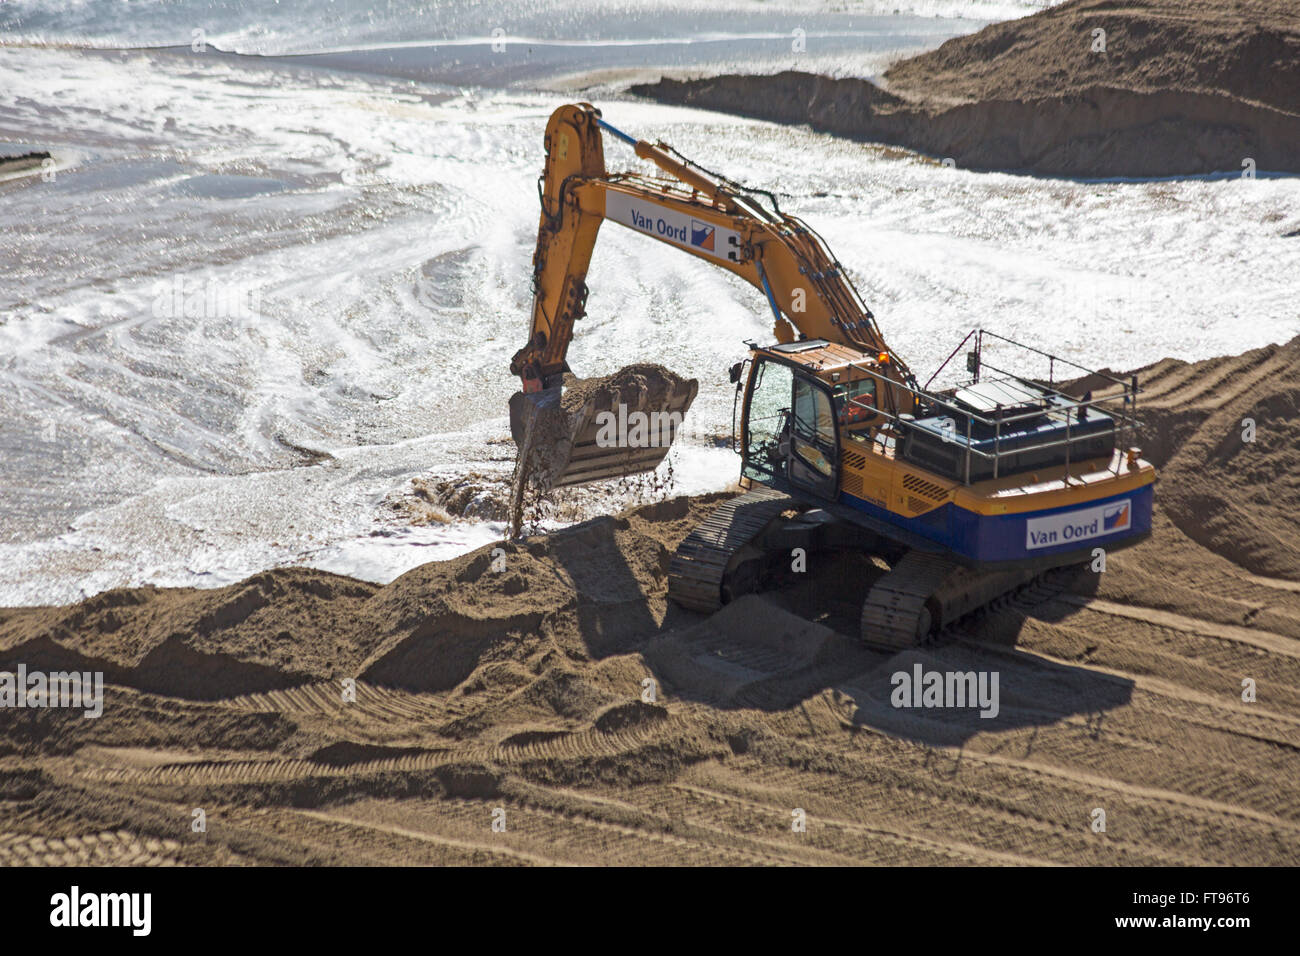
[922,328,978,391]
[847,397,1138,468]
[976,328,1134,391]
[853,366,1132,429]
[851,337,1139,429]
[841,328,1142,483]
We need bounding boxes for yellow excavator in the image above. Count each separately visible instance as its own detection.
[510,103,1155,649]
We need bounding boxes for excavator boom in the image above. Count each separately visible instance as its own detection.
[513,103,908,388]
[510,103,913,494]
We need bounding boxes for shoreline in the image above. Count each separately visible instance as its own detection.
[632,0,1300,178]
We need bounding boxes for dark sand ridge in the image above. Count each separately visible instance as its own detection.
[0,151,52,178]
[1,335,1298,865]
[632,0,1300,178]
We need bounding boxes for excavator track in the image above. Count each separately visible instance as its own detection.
[860,551,954,651]
[860,551,1039,651]
[668,487,794,613]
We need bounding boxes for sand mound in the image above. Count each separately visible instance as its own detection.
[1049,336,1300,582]
[633,0,1300,177]
[1138,338,1300,580]
[885,0,1300,115]
[0,568,381,699]
[560,363,695,418]
[0,496,727,708]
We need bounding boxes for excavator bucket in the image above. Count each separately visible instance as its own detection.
[509,364,698,490]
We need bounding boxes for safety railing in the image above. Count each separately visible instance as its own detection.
[847,329,1142,484]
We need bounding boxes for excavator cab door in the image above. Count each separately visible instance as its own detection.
[788,372,839,500]
[741,358,792,483]
[741,357,839,500]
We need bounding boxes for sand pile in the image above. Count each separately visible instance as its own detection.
[885,0,1300,114]
[559,364,697,422]
[0,498,728,705]
[1128,337,1300,581]
[633,0,1300,177]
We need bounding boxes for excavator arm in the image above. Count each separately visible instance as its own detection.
[510,103,914,392]
[506,103,920,508]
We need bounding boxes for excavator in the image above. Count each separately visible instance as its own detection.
[509,103,1155,650]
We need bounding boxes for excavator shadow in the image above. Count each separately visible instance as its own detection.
[517,514,671,660]
[825,639,1134,747]
[517,507,1128,748]
[637,551,1131,747]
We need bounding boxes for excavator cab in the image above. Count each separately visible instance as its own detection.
[741,340,896,501]
[741,339,902,497]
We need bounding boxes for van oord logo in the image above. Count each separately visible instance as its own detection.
[690,220,714,251]
[1102,500,1129,531]
[1026,498,1132,550]
[603,192,737,261]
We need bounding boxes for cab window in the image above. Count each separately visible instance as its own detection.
[792,378,835,477]
[794,378,835,444]
[834,377,877,427]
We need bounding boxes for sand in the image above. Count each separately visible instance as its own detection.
[1,336,1298,866]
[632,0,1300,177]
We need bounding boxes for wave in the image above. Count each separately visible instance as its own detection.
[0,0,1062,54]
